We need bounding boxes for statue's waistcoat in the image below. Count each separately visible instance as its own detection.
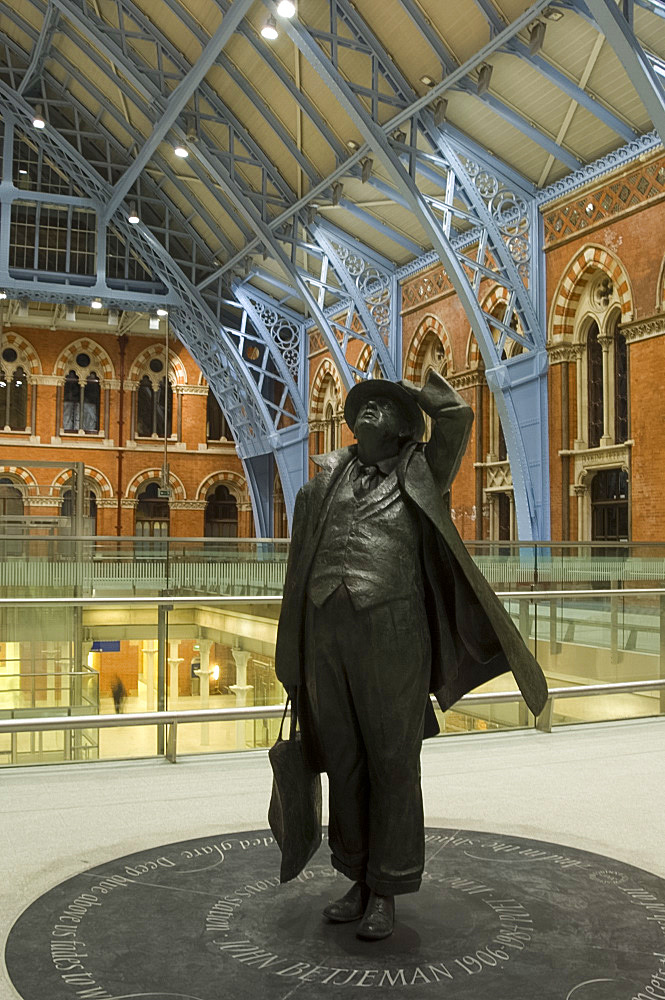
[307,464,423,610]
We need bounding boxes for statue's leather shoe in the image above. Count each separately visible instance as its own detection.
[356,891,395,940]
[323,882,369,923]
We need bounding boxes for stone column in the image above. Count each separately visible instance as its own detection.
[574,484,589,543]
[230,647,253,751]
[599,334,613,447]
[194,639,213,745]
[168,640,183,708]
[143,639,157,711]
[574,349,585,449]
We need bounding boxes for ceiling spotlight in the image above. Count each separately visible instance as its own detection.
[18,168,28,175]
[261,15,279,39]
[528,20,546,55]
[127,201,140,224]
[419,75,436,87]
[91,297,103,310]
[360,157,373,183]
[0,290,6,300]
[276,0,296,16]
[477,63,493,95]
[346,139,360,151]
[433,97,448,126]
[331,181,343,207]
[156,307,168,317]
[32,104,45,129]
[391,128,406,144]
[543,5,564,20]
[174,142,189,158]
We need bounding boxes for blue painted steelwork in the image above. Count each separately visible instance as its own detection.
[276,0,551,540]
[42,0,399,396]
[537,130,661,206]
[580,0,665,145]
[17,0,59,97]
[103,0,256,220]
[0,92,286,468]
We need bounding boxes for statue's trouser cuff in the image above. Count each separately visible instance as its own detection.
[304,586,430,898]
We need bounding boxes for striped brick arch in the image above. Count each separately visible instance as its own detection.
[50,467,114,498]
[310,359,342,420]
[54,339,115,381]
[0,466,38,496]
[128,345,188,385]
[1,332,41,375]
[550,245,633,342]
[466,333,482,370]
[404,316,454,383]
[125,469,186,501]
[196,470,249,503]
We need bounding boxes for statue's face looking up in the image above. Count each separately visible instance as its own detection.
[354,397,409,460]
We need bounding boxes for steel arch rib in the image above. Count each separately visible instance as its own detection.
[580,0,665,146]
[277,4,550,539]
[43,0,398,390]
[0,87,276,457]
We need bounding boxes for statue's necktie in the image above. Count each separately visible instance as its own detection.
[351,462,382,498]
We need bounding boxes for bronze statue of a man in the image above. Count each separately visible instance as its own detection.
[275,372,547,941]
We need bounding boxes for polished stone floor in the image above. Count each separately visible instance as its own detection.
[3,717,665,999]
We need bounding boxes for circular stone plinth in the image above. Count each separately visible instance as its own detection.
[6,828,665,999]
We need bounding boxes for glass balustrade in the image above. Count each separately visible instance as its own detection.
[2,537,665,598]
[0,589,663,766]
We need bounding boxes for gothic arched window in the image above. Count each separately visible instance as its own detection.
[587,321,603,449]
[0,364,28,430]
[137,368,172,438]
[204,484,238,538]
[206,392,232,442]
[61,484,98,534]
[63,363,100,433]
[135,481,170,537]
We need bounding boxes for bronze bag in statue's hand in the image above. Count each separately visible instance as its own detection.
[268,697,322,883]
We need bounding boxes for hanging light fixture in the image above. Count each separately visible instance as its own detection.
[261,15,279,39]
[0,290,7,300]
[127,201,140,224]
[32,105,45,129]
[277,0,296,16]
[174,141,189,158]
[91,297,103,310]
[360,157,373,183]
[156,307,168,317]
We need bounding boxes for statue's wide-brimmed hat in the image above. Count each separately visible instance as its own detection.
[344,378,425,441]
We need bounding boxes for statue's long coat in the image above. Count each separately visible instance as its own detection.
[275,372,548,745]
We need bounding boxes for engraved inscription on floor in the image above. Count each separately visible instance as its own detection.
[6,828,665,999]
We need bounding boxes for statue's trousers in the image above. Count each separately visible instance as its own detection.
[303,584,431,896]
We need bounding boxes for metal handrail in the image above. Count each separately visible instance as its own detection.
[1,678,663,761]
[1,587,665,608]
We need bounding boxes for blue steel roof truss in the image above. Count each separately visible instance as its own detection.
[0,0,663,535]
